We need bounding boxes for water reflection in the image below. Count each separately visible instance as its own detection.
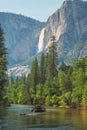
[0,105,87,130]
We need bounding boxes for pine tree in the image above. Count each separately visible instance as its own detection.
[39,52,45,84]
[0,25,7,105]
[44,35,58,97]
[29,58,38,94]
[47,35,58,78]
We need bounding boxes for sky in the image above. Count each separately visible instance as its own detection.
[0,0,64,21]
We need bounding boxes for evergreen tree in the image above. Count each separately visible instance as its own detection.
[44,35,59,98]
[47,35,58,78]
[0,25,7,105]
[29,58,38,95]
[39,52,45,84]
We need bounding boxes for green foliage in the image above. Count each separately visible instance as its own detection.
[45,95,52,106]
[47,35,58,78]
[5,33,87,108]
[81,82,87,106]
[5,77,28,104]
[39,53,46,84]
[29,58,39,94]
[0,25,8,105]
[58,95,67,107]
[51,95,59,106]
[71,87,82,107]
[58,92,72,107]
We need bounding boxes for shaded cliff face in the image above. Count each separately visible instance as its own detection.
[39,0,87,64]
[0,13,45,66]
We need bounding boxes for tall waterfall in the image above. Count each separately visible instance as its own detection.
[38,28,45,52]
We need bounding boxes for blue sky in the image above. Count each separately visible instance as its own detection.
[0,0,64,21]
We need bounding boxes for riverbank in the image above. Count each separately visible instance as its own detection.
[44,103,82,109]
[8,103,87,111]
[27,126,75,130]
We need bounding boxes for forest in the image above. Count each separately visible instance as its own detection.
[5,36,87,108]
[0,24,87,108]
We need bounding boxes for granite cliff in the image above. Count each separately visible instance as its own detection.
[38,0,87,64]
[0,0,87,77]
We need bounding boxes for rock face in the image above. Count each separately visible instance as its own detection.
[0,0,87,67]
[38,0,87,64]
[0,13,45,66]
[7,65,30,77]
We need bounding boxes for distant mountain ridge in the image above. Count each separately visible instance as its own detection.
[0,12,45,66]
[0,0,87,69]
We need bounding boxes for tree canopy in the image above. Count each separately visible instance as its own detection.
[0,25,8,106]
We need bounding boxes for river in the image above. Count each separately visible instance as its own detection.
[0,104,87,130]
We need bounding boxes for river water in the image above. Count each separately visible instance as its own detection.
[0,105,87,130]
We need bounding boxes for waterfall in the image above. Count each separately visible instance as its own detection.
[38,28,45,52]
